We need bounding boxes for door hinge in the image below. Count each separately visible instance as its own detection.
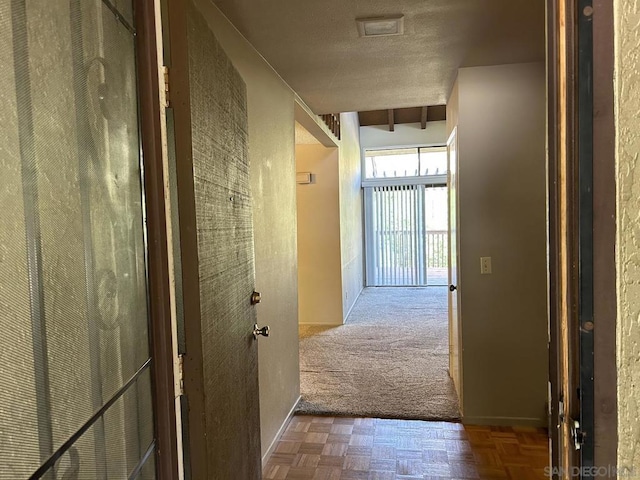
[177,353,184,396]
[571,419,585,450]
[163,65,171,108]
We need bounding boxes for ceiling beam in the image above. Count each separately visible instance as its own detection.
[394,107,421,124]
[421,106,428,129]
[359,105,446,127]
[388,109,395,132]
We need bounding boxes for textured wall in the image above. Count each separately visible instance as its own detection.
[614,0,640,468]
[338,112,365,321]
[193,0,300,459]
[453,63,548,425]
[360,121,448,150]
[296,144,344,325]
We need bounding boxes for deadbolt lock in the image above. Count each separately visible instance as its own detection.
[251,291,261,305]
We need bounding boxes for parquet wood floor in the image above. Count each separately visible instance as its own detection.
[263,416,549,480]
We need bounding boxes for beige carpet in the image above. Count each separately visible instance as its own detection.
[297,287,460,421]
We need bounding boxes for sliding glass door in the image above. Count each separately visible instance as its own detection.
[1,1,156,478]
[363,146,448,287]
[364,185,448,286]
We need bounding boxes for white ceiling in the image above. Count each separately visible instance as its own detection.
[211,0,545,114]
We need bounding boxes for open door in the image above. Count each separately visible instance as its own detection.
[447,127,462,407]
[548,0,616,476]
[162,1,263,478]
[548,0,589,473]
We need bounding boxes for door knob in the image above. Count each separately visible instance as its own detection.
[253,323,269,339]
[449,284,457,292]
[251,291,261,305]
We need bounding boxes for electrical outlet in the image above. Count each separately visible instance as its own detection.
[480,256,492,274]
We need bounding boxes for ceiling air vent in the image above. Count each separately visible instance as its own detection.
[356,15,404,37]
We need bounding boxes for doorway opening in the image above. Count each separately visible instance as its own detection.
[294,121,343,326]
[294,114,459,422]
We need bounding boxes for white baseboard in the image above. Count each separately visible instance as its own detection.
[262,396,301,468]
[462,415,546,428]
[343,286,364,322]
[299,322,343,327]
[299,287,364,327]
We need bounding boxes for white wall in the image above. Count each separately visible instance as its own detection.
[194,0,300,458]
[339,113,365,320]
[447,82,459,138]
[360,121,447,150]
[448,63,548,426]
[296,144,344,325]
[615,0,640,468]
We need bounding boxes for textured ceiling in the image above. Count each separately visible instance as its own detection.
[210,0,545,114]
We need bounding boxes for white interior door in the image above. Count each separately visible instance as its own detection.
[447,127,463,407]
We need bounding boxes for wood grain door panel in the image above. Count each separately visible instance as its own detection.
[168,1,262,478]
[187,4,261,478]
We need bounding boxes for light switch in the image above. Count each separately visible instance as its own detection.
[480,256,492,274]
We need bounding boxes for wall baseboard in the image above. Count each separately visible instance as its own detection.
[299,287,364,327]
[462,415,546,428]
[342,286,364,322]
[262,396,301,468]
[298,322,343,327]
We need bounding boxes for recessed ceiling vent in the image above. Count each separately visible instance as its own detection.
[356,15,404,37]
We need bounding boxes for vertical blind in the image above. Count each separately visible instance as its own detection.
[364,185,448,286]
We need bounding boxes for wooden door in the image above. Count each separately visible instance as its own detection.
[164,1,262,478]
[548,0,582,474]
[547,0,616,476]
[447,127,462,407]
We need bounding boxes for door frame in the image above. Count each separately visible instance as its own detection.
[137,0,619,476]
[362,180,447,287]
[134,0,180,477]
[590,0,617,469]
[546,0,616,474]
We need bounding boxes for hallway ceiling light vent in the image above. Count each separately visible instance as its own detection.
[356,15,404,37]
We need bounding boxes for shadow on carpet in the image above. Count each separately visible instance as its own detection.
[296,287,460,421]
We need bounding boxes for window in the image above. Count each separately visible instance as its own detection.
[419,146,447,176]
[364,146,447,180]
